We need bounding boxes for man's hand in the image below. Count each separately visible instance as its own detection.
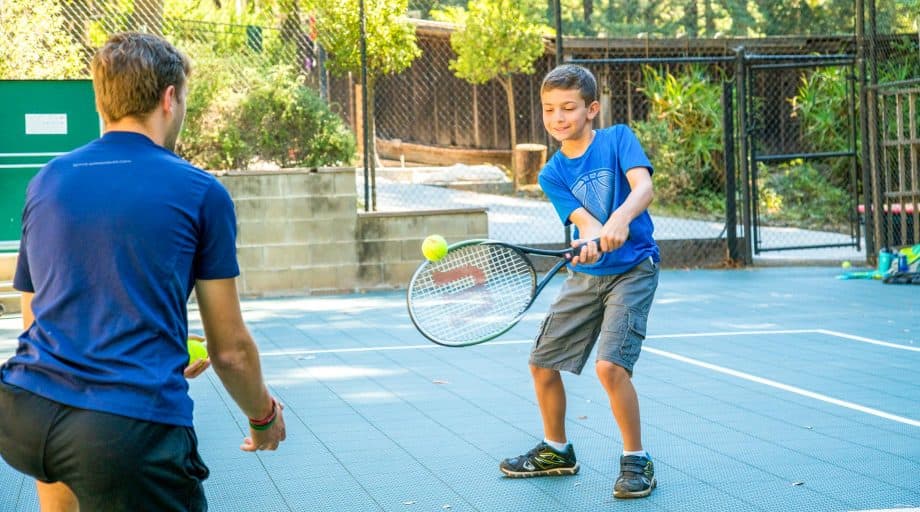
[183,358,210,379]
[241,400,287,452]
[183,333,211,379]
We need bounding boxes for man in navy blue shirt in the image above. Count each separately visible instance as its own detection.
[499,65,659,499]
[0,32,286,511]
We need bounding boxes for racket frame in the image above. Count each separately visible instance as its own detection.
[406,239,582,347]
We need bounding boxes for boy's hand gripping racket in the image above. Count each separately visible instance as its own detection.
[406,238,604,347]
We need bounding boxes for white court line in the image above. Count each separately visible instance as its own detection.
[257,330,819,357]
[643,346,920,428]
[816,329,920,352]
[259,328,920,357]
[257,328,920,427]
[847,509,920,512]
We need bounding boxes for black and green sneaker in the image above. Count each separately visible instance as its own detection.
[500,442,580,478]
[613,454,656,498]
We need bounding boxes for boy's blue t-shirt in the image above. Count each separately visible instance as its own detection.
[2,131,240,427]
[539,125,660,275]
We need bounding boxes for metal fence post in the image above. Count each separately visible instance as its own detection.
[722,81,740,264]
[734,47,753,264]
[552,0,571,247]
[855,0,875,259]
[359,0,370,212]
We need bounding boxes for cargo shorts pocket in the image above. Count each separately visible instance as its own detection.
[619,308,648,363]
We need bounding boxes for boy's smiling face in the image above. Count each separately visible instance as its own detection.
[541,87,599,144]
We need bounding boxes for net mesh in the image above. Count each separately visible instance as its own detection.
[407,244,536,345]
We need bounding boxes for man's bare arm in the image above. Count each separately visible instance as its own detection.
[20,292,34,330]
[194,278,272,419]
[195,278,286,451]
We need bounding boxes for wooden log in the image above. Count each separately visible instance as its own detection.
[513,143,547,187]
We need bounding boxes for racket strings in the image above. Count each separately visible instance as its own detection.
[408,245,536,344]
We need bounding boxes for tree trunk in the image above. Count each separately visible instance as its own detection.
[499,76,517,152]
[704,0,715,35]
[513,144,547,187]
[583,0,593,27]
[367,79,380,210]
[683,0,698,37]
[472,84,480,148]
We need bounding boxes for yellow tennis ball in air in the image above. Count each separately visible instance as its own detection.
[187,338,208,365]
[841,261,852,269]
[421,234,448,262]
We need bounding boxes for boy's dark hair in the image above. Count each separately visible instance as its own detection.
[541,64,597,105]
[91,32,191,123]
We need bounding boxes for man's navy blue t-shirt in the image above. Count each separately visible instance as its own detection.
[539,125,660,275]
[3,131,240,427]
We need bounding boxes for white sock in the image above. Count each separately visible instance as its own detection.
[623,449,648,458]
[544,438,570,452]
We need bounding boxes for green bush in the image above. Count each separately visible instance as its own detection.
[238,67,355,168]
[632,66,725,218]
[788,66,852,187]
[177,56,354,170]
[0,0,85,79]
[177,49,254,170]
[757,160,850,231]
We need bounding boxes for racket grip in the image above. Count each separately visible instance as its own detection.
[567,236,630,258]
[566,237,602,259]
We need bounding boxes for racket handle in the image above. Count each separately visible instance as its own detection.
[566,237,602,259]
[567,236,629,258]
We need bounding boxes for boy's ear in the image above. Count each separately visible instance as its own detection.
[586,100,601,120]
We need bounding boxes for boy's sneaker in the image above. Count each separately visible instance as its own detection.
[613,454,656,498]
[500,442,580,477]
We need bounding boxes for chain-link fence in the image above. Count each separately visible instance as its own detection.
[3,0,319,86]
[323,0,906,266]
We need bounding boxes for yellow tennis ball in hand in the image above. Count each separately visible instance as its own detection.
[421,235,448,262]
[187,338,208,365]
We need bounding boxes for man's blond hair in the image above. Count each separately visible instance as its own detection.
[91,32,191,123]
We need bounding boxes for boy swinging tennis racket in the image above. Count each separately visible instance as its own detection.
[499,64,660,500]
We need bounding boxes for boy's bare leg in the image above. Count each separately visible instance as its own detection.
[499,365,579,477]
[596,360,642,451]
[37,481,79,512]
[530,365,567,443]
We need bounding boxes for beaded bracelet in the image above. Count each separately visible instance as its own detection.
[248,398,277,430]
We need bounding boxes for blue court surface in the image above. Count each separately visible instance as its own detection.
[1,267,918,511]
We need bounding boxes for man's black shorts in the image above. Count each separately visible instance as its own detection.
[0,379,209,511]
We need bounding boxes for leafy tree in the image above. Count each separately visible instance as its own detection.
[446,0,545,150]
[0,0,85,79]
[308,0,420,173]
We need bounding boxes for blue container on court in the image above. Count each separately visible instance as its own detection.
[897,254,909,272]
[878,249,895,274]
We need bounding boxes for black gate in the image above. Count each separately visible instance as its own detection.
[737,52,862,256]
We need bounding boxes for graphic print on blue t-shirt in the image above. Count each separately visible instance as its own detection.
[538,125,660,275]
[571,168,618,224]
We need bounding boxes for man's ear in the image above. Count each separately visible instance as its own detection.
[586,100,601,120]
[161,85,177,114]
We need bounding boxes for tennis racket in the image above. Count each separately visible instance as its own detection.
[406,238,603,347]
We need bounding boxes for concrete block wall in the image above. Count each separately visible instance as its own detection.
[216,168,489,296]
[215,168,359,296]
[355,208,489,290]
